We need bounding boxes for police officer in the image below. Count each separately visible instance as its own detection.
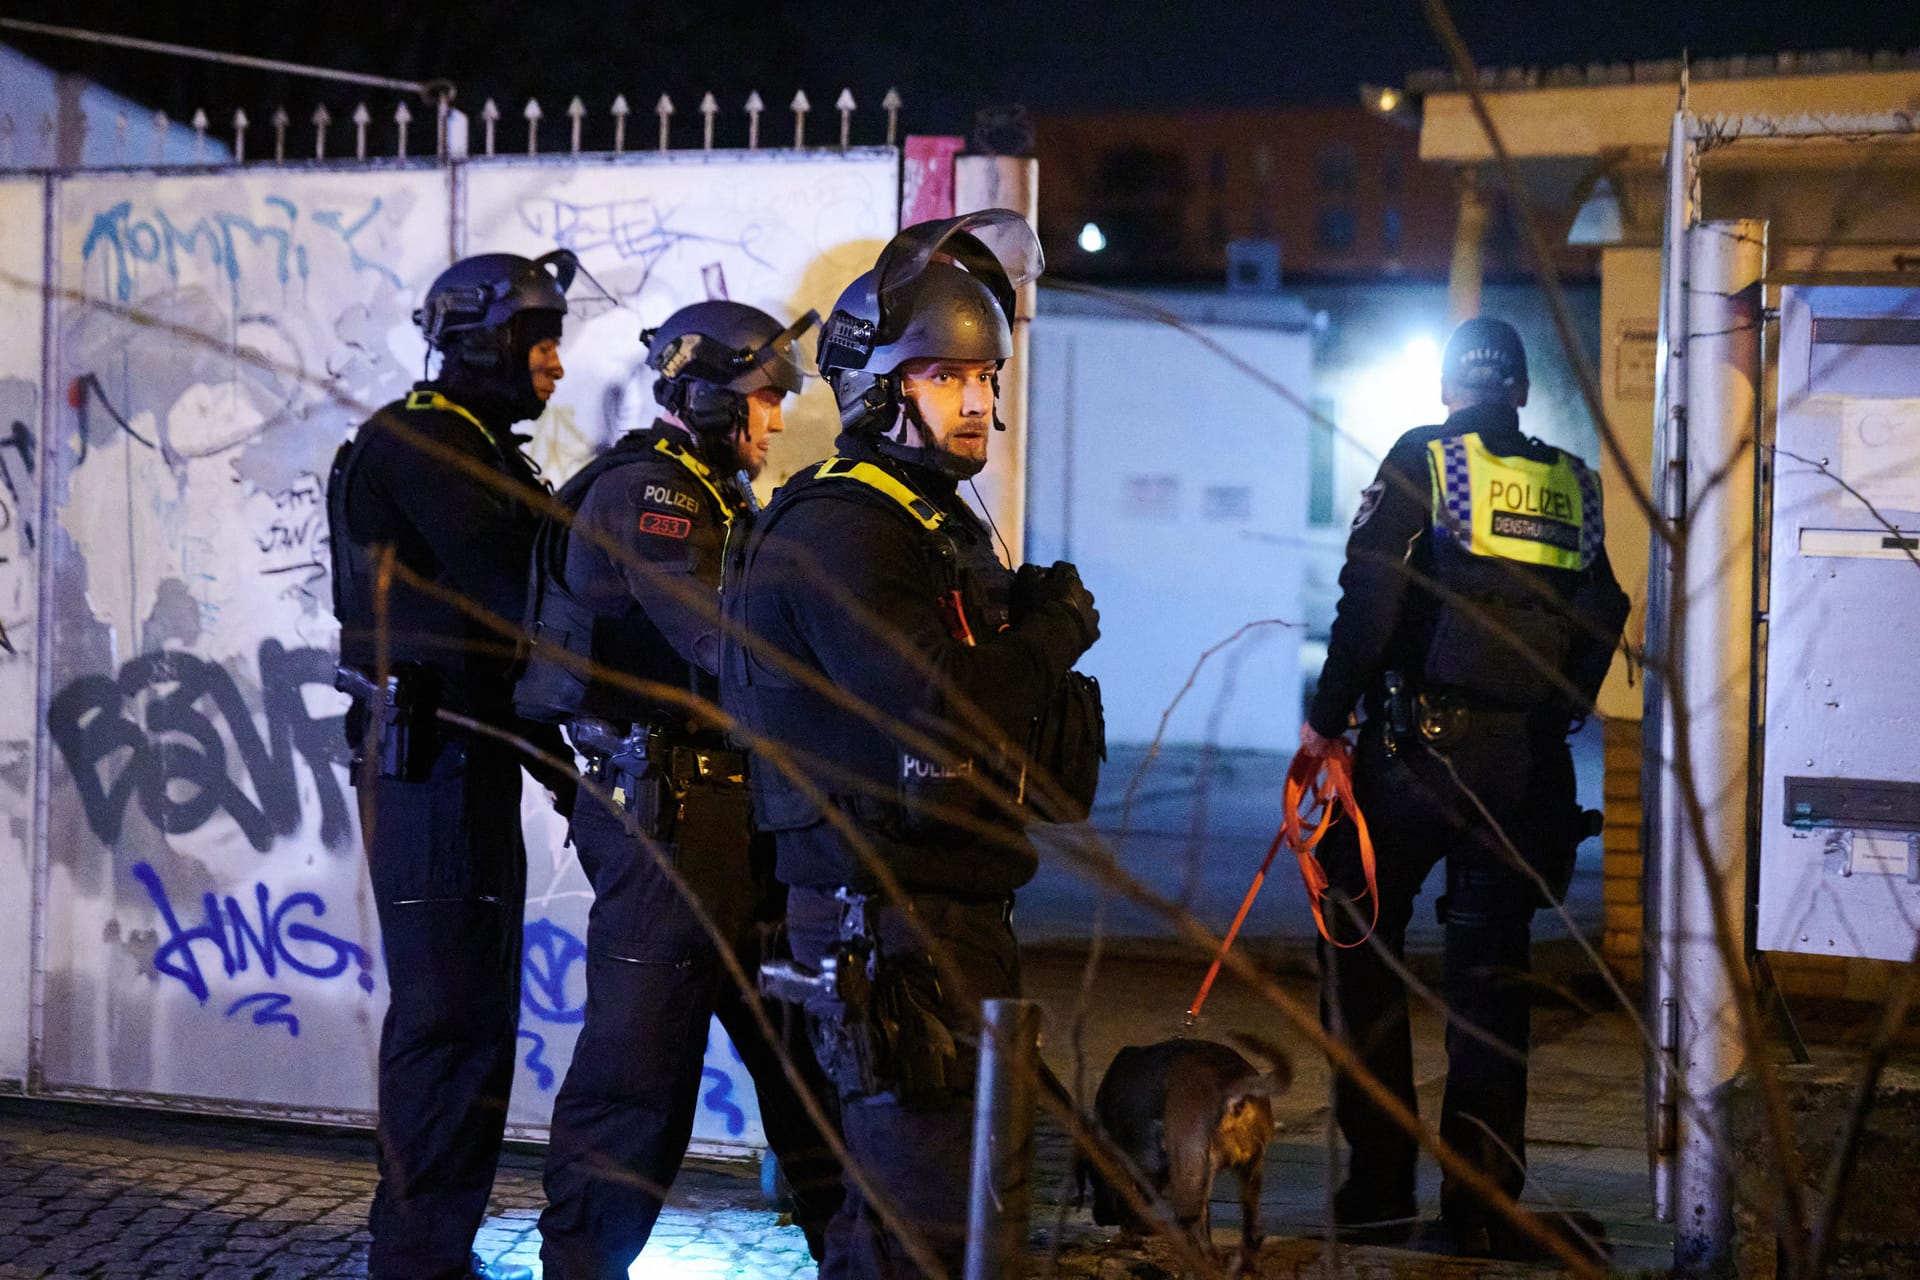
[1300,317,1628,1258]
[329,251,584,1280]
[723,212,1101,1280]
[519,300,844,1275]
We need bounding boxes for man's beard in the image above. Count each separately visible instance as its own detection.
[885,409,987,479]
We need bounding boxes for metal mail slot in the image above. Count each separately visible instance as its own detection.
[1785,775,1920,832]
[1799,527,1920,558]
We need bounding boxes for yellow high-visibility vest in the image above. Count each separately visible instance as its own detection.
[1426,432,1602,571]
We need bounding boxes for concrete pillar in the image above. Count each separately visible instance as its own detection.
[954,154,1037,563]
[1448,166,1489,323]
[1671,218,1765,1276]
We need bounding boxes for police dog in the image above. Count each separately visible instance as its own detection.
[1082,1035,1290,1267]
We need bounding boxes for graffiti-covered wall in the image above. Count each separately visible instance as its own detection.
[4,149,900,1154]
[0,177,45,1089]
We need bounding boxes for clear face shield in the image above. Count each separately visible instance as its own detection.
[872,209,1044,336]
[540,250,622,326]
[741,309,821,395]
[642,309,822,397]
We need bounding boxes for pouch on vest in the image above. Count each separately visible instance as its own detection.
[1023,671,1106,823]
[1422,599,1570,706]
[515,602,599,724]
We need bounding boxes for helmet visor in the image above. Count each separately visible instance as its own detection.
[543,250,624,323]
[733,309,820,395]
[873,210,1043,334]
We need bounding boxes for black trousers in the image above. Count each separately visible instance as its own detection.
[539,794,845,1279]
[1316,718,1572,1230]
[361,735,528,1280]
[786,883,1021,1280]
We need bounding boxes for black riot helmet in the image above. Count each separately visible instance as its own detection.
[414,250,578,423]
[642,300,819,471]
[817,210,1043,457]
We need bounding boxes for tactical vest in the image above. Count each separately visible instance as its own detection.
[328,388,533,673]
[1419,431,1604,706]
[723,456,1011,839]
[515,431,736,726]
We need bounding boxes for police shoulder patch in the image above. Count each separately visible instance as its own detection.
[1351,481,1385,530]
[638,512,693,539]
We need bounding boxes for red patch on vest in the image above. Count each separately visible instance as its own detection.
[639,512,692,539]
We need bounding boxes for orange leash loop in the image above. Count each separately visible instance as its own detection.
[1284,739,1379,950]
[1184,739,1380,1023]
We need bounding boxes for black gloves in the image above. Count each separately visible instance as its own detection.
[1014,560,1100,650]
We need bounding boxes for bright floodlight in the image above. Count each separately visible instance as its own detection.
[1405,335,1437,363]
[1078,221,1107,253]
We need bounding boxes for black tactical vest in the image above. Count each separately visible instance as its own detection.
[722,457,1009,838]
[515,429,737,727]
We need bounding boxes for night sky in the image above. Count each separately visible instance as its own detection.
[4,0,1917,143]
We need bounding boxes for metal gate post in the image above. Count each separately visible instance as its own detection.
[964,998,1043,1280]
[1671,217,1766,1276]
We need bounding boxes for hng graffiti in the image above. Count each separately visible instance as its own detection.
[133,860,374,1009]
[48,639,350,851]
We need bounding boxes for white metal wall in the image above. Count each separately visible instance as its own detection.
[5,149,899,1153]
[1026,311,1312,750]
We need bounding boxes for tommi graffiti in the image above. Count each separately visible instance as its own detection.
[48,639,351,851]
[80,194,404,304]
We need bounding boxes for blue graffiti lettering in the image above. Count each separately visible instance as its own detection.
[225,992,300,1037]
[518,1029,555,1091]
[311,198,403,289]
[133,861,374,1005]
[520,918,587,1024]
[700,1066,747,1136]
[79,195,396,302]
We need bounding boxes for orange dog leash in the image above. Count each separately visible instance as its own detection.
[1185,739,1379,1022]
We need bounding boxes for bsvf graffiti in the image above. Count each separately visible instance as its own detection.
[48,639,351,852]
[132,860,374,1008]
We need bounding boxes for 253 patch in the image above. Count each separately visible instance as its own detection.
[639,512,692,539]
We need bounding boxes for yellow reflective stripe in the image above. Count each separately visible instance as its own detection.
[814,458,946,530]
[404,389,501,451]
[652,436,732,527]
[1427,432,1589,570]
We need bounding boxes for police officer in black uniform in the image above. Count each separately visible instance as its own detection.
[724,212,1101,1280]
[519,300,844,1276]
[329,251,583,1280]
[1300,317,1628,1258]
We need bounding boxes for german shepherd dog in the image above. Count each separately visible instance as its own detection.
[1081,1036,1291,1266]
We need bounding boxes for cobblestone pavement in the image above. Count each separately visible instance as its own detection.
[0,1098,813,1280]
[0,954,1673,1278]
